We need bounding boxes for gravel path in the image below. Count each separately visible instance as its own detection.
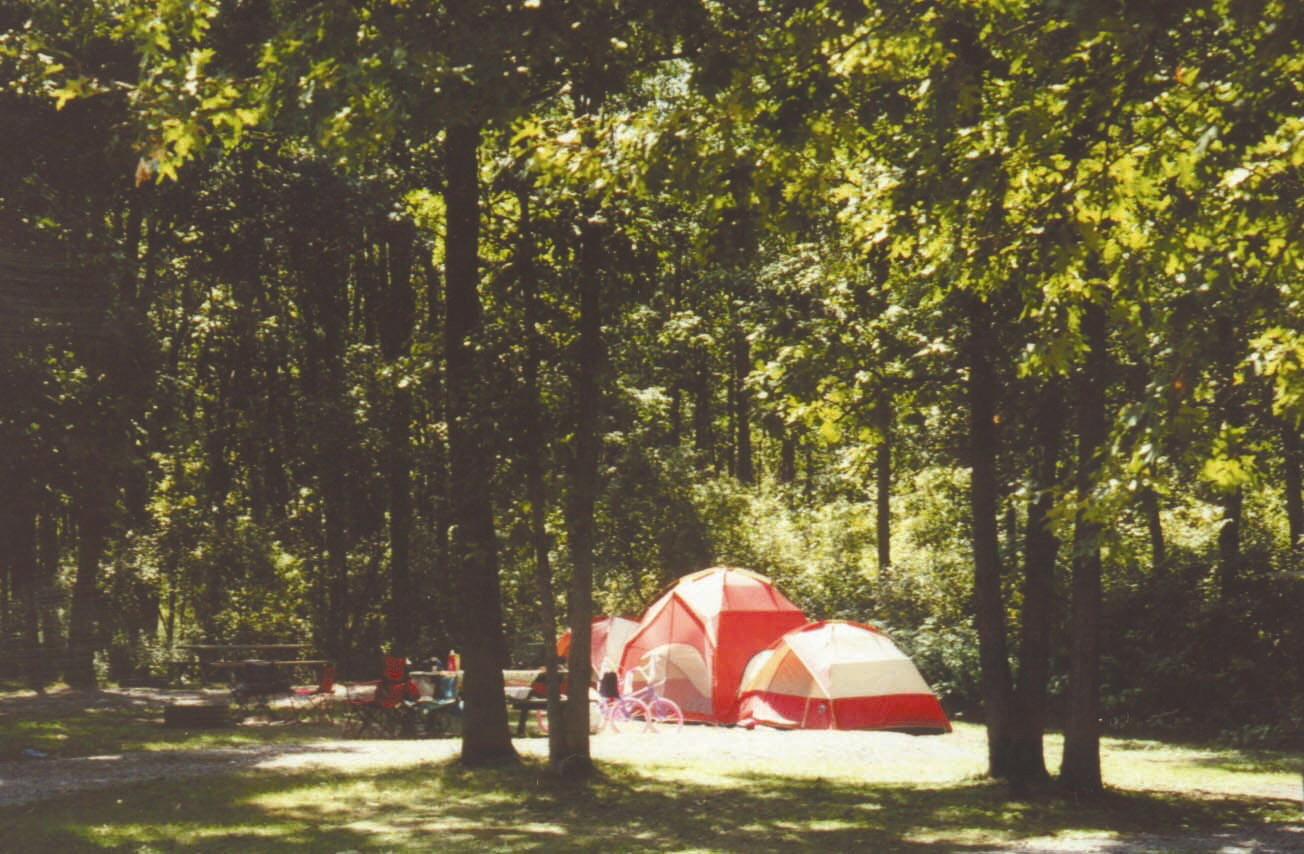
[2,688,1300,853]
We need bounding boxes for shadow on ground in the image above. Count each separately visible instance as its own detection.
[5,754,1300,852]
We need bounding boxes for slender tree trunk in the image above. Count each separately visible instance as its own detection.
[1215,378,1245,602]
[18,510,42,690]
[1140,486,1166,571]
[964,294,1015,779]
[444,121,516,765]
[37,510,59,670]
[1061,300,1107,795]
[386,389,414,650]
[875,416,892,580]
[3,497,43,689]
[1216,487,1243,600]
[1,534,9,664]
[320,402,351,662]
[1213,323,1246,602]
[1009,379,1062,793]
[67,496,108,689]
[692,354,713,467]
[734,328,754,484]
[1285,422,1303,549]
[780,429,797,485]
[381,223,416,652]
[421,252,452,646]
[514,184,567,767]
[561,198,605,775]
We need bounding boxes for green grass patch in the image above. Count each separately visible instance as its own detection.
[0,685,339,760]
[2,693,1299,852]
[2,755,1299,852]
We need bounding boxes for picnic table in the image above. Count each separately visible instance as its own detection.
[503,669,573,737]
[505,684,548,737]
[174,644,325,685]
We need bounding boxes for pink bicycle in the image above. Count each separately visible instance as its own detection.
[536,671,648,734]
[622,663,685,732]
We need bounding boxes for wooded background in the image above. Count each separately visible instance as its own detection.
[2,0,1301,787]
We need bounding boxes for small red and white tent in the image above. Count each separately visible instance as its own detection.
[737,620,951,734]
[556,616,640,681]
[619,566,808,724]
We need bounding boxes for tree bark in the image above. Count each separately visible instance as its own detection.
[17,510,42,690]
[1213,322,1246,602]
[1009,378,1062,793]
[733,327,754,484]
[692,353,713,468]
[67,496,108,689]
[514,184,567,768]
[780,428,797,485]
[964,293,1015,779]
[38,510,60,673]
[561,201,606,775]
[1285,421,1303,549]
[1216,486,1243,601]
[1140,486,1166,571]
[380,222,416,652]
[1061,300,1107,795]
[444,121,516,765]
[875,419,892,580]
[2,496,44,689]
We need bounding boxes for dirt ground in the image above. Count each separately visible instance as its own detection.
[1,687,1300,853]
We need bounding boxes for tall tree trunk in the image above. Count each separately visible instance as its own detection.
[37,510,59,670]
[18,510,42,690]
[380,222,416,652]
[386,388,414,650]
[875,416,892,580]
[1009,379,1062,793]
[734,327,754,483]
[1213,322,1246,601]
[514,184,566,767]
[444,121,516,765]
[1216,487,1243,600]
[780,428,797,485]
[67,495,108,689]
[421,252,453,646]
[3,496,43,690]
[1140,486,1166,571]
[692,354,713,467]
[964,293,1015,779]
[561,200,605,775]
[1061,300,1107,795]
[321,440,350,661]
[1285,421,1303,549]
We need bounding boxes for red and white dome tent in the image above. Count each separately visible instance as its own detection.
[619,566,808,724]
[737,619,951,734]
[555,615,640,684]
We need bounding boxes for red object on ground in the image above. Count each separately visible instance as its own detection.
[736,620,951,734]
[618,566,807,724]
[556,615,640,682]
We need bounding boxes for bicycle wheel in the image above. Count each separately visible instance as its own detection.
[540,699,603,735]
[645,697,684,732]
[610,697,651,733]
[594,698,617,733]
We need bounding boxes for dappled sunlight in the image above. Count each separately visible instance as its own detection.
[3,752,1300,852]
[2,710,1298,851]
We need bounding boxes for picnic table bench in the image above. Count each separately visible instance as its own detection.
[207,659,329,674]
[505,685,548,737]
[174,644,321,685]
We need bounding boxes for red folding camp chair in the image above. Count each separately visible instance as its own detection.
[291,664,337,724]
[344,655,418,737]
